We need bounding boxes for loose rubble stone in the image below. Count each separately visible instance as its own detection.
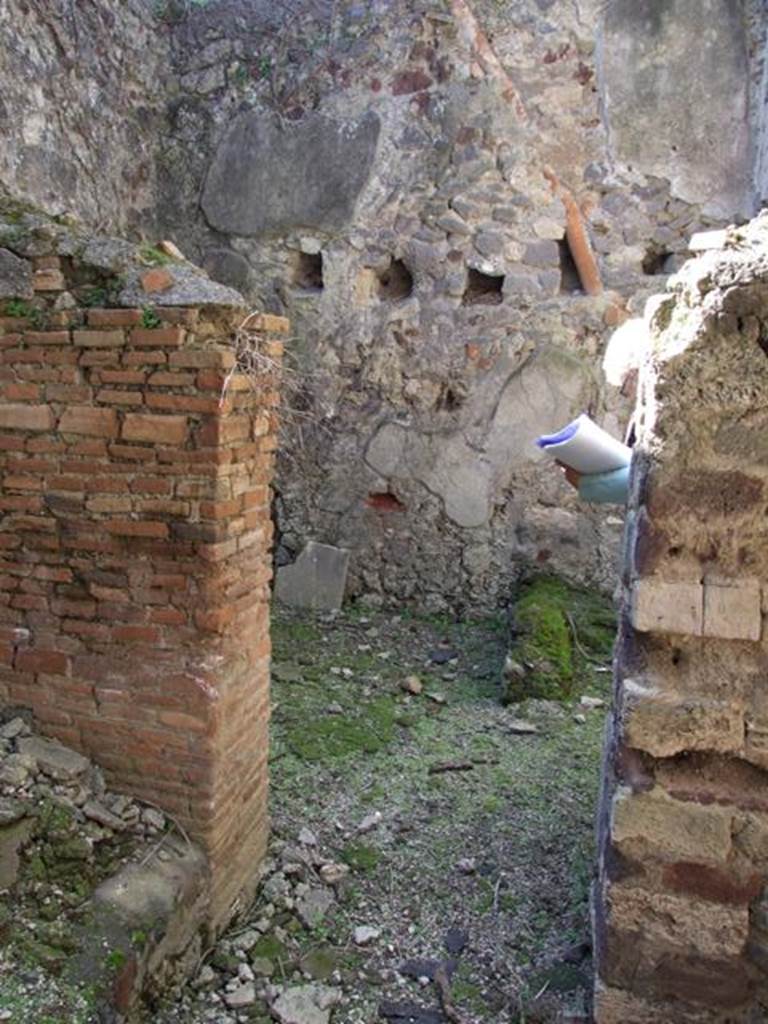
[0,248,33,299]
[0,797,26,825]
[401,676,423,695]
[82,799,126,831]
[356,811,382,834]
[223,981,256,1008]
[0,718,30,740]
[0,753,36,786]
[579,696,606,710]
[318,862,350,885]
[251,956,275,977]
[272,984,342,1024]
[298,826,318,846]
[354,925,381,946]
[231,929,260,952]
[297,888,334,929]
[507,720,539,735]
[17,736,90,781]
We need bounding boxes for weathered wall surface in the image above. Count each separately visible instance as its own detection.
[599,0,752,218]
[0,0,167,233]
[0,0,763,610]
[594,215,768,1021]
[158,0,759,610]
[0,209,283,928]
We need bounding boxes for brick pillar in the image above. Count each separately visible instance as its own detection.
[594,217,768,1020]
[0,284,285,928]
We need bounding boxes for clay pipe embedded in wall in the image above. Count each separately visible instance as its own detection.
[543,165,603,297]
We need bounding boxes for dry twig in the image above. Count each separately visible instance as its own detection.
[435,963,470,1024]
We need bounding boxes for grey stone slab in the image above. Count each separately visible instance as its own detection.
[17,735,90,781]
[0,247,33,299]
[201,110,380,237]
[118,264,244,308]
[275,542,350,612]
[202,247,253,291]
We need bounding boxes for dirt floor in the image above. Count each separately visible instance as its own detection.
[159,591,613,1024]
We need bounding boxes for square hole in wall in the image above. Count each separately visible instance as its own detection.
[462,268,504,305]
[377,258,413,300]
[642,245,673,276]
[292,251,324,290]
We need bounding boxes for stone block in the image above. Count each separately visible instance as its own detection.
[523,239,560,267]
[594,976,746,1023]
[202,248,252,292]
[0,248,33,299]
[275,542,350,612]
[202,110,380,236]
[621,678,743,758]
[607,885,748,958]
[0,816,34,889]
[17,735,90,781]
[702,578,762,641]
[630,579,703,636]
[611,786,733,865]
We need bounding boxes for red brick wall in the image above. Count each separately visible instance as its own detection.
[0,257,285,928]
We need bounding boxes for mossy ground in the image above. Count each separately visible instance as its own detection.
[263,599,613,1023]
[503,576,615,703]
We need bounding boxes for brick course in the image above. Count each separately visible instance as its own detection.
[0,270,282,929]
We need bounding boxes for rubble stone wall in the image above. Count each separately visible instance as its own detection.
[0,0,168,234]
[0,222,284,928]
[594,215,768,1021]
[160,0,764,610]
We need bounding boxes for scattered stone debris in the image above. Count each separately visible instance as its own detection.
[0,713,192,1021]
[154,605,609,1024]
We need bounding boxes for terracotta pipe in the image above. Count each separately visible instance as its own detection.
[544,166,603,296]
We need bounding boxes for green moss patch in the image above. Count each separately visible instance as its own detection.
[285,696,397,761]
[503,576,615,703]
[340,843,381,874]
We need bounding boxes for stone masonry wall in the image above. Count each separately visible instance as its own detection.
[0,0,168,234]
[0,219,284,929]
[160,0,762,611]
[594,215,768,1021]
